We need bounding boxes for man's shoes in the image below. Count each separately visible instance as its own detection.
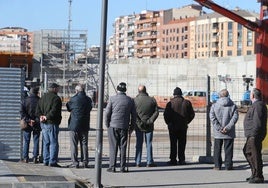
[43,162,49,166]
[248,177,264,184]
[147,163,157,167]
[19,159,29,163]
[33,157,38,164]
[107,168,115,173]
[167,161,177,166]
[246,175,253,181]
[67,163,79,168]
[226,167,233,170]
[49,163,61,168]
[120,168,128,173]
[178,161,186,165]
[82,162,89,168]
[213,167,221,170]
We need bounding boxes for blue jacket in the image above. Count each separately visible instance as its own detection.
[210,97,238,139]
[105,92,136,130]
[66,91,92,132]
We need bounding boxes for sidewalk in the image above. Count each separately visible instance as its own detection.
[0,157,268,188]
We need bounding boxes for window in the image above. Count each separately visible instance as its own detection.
[227,50,232,56]
[247,50,252,55]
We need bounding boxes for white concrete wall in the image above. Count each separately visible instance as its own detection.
[107,55,256,103]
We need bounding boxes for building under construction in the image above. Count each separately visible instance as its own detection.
[33,29,100,102]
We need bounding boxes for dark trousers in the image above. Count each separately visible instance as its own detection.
[108,127,128,171]
[243,137,264,179]
[213,138,234,169]
[168,129,187,163]
[69,131,89,165]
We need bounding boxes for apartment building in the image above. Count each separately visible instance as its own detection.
[189,9,258,59]
[109,5,258,60]
[134,10,162,58]
[109,14,136,59]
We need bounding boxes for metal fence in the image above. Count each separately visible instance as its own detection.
[0,68,24,160]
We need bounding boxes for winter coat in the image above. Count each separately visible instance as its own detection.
[20,93,41,131]
[244,100,267,140]
[164,96,195,131]
[134,92,159,132]
[36,91,62,125]
[66,91,92,132]
[105,92,136,130]
[210,97,238,139]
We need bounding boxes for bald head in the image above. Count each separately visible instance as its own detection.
[138,85,147,93]
[219,89,229,98]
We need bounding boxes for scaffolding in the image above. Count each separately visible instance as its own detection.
[40,29,94,99]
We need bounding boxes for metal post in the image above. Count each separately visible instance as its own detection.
[206,75,211,157]
[95,0,108,187]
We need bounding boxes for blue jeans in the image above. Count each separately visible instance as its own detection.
[135,129,154,165]
[41,123,59,165]
[23,129,40,159]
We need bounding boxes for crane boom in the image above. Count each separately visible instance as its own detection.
[195,0,268,104]
[194,0,262,32]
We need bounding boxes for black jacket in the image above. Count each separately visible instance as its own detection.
[66,91,92,132]
[21,94,41,131]
[164,96,195,131]
[244,100,267,140]
[36,91,62,125]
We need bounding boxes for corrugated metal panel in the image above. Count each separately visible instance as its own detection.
[0,67,24,159]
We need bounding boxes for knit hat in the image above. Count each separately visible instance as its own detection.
[117,82,127,92]
[49,83,60,88]
[173,87,182,96]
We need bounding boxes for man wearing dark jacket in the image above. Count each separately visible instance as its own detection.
[105,82,136,173]
[66,84,92,168]
[134,85,159,167]
[164,87,195,165]
[36,83,62,167]
[20,87,41,163]
[243,88,267,184]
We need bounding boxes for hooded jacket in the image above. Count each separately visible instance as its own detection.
[210,97,238,139]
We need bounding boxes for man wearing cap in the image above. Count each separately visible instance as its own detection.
[20,86,41,164]
[105,82,136,173]
[134,85,159,167]
[36,83,62,167]
[164,87,195,165]
[66,84,92,168]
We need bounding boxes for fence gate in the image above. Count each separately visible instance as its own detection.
[0,68,24,159]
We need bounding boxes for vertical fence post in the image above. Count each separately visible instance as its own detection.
[206,75,212,157]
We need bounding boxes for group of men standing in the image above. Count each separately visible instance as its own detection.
[21,83,92,168]
[20,81,267,184]
[210,88,267,184]
[105,82,195,172]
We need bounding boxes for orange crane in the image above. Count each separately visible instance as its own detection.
[194,0,268,103]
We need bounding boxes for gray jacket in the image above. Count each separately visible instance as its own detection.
[105,92,136,130]
[210,97,238,139]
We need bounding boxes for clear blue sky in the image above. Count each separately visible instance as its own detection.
[0,0,260,46]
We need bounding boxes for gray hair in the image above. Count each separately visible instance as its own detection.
[252,88,262,100]
[75,84,84,92]
[219,89,229,98]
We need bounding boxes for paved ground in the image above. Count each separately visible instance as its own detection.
[1,157,268,188]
